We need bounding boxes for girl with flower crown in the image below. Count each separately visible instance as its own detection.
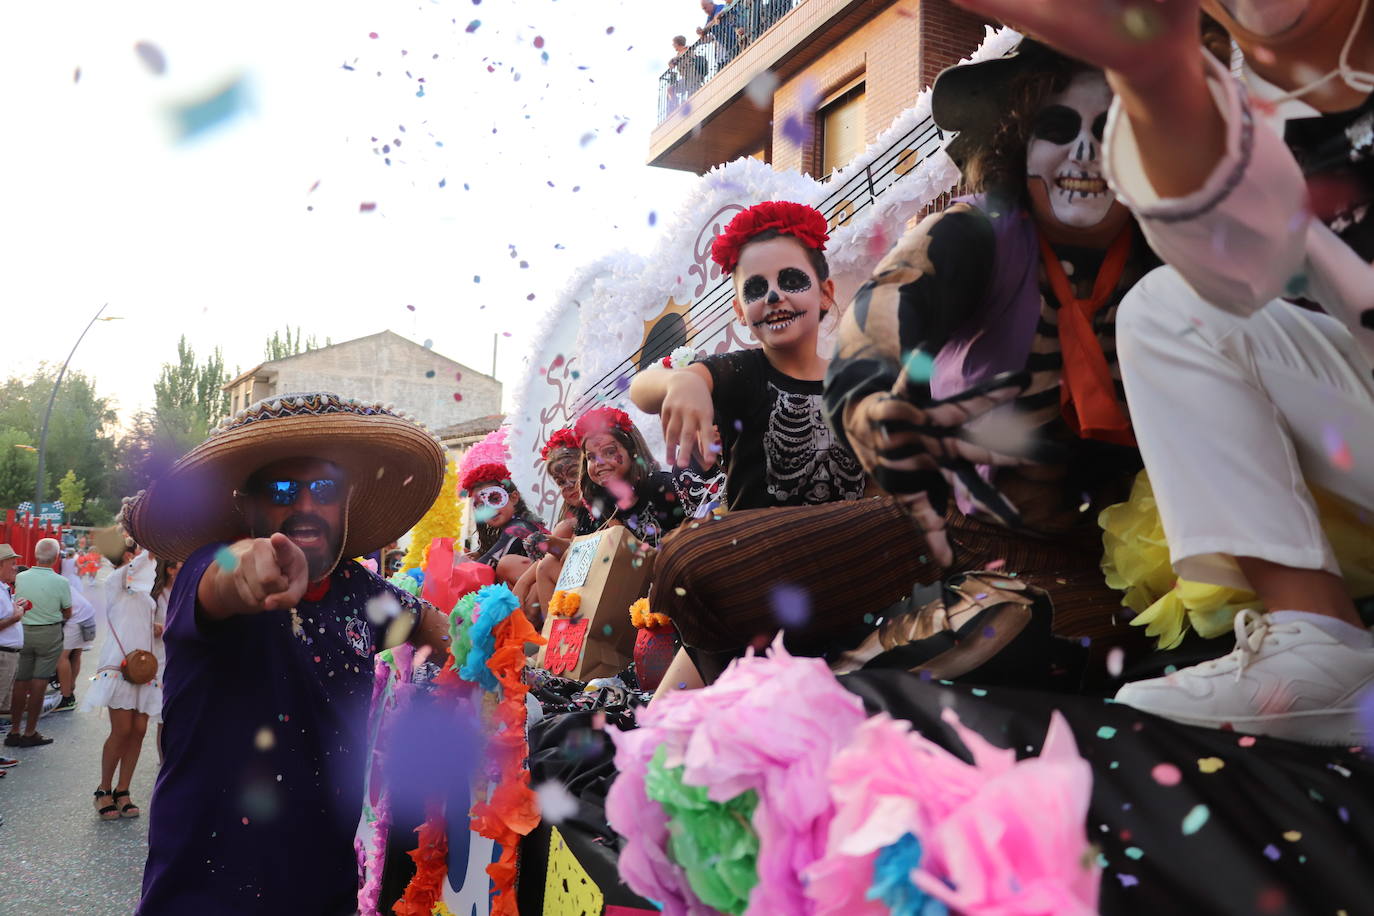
[520,408,686,625]
[456,427,549,589]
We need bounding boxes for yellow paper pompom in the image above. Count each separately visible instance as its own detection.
[1101,472,1374,649]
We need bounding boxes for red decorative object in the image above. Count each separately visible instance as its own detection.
[423,542,495,614]
[633,625,678,692]
[545,618,589,675]
[573,407,634,445]
[540,427,580,461]
[460,461,511,494]
[709,201,829,273]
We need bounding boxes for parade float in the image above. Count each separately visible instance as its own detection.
[355,26,1374,916]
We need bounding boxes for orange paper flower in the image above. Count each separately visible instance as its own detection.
[393,801,449,916]
[629,597,672,630]
[548,590,582,618]
[469,607,546,916]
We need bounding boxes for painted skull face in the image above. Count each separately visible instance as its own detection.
[1211,0,1308,36]
[733,235,832,349]
[1026,71,1118,230]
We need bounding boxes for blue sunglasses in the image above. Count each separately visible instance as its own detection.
[255,478,342,507]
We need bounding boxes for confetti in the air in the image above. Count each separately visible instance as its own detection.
[214,545,238,572]
[1151,762,1181,786]
[769,583,810,627]
[1323,425,1354,471]
[535,780,578,823]
[170,75,251,140]
[1181,804,1210,835]
[134,41,167,75]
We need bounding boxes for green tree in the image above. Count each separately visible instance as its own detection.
[0,428,43,510]
[264,326,330,361]
[0,367,117,511]
[154,336,230,442]
[114,338,232,498]
[56,469,86,520]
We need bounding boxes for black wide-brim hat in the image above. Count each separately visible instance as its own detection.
[931,33,1060,172]
[122,392,445,564]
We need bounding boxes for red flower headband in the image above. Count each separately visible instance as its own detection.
[710,201,829,273]
[460,461,511,494]
[574,407,634,445]
[540,427,580,461]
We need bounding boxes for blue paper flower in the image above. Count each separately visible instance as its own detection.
[867,833,947,916]
[458,584,519,691]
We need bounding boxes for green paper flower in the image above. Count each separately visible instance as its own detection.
[449,593,478,672]
[644,746,760,914]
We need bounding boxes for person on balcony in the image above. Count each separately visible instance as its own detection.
[670,34,708,100]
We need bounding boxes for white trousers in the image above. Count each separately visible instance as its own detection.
[1117,266,1374,591]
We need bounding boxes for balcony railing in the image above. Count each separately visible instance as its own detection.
[658,0,802,125]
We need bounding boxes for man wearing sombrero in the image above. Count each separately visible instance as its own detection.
[124,393,453,915]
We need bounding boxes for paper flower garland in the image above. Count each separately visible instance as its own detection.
[366,584,546,916]
[468,592,546,916]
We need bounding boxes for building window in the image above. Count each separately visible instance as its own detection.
[819,82,866,177]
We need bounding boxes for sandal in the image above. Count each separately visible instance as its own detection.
[94,788,120,821]
[112,789,141,819]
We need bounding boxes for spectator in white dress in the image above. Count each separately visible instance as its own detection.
[85,545,162,820]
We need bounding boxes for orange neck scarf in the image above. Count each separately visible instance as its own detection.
[1038,228,1136,447]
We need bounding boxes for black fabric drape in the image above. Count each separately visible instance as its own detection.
[839,670,1374,916]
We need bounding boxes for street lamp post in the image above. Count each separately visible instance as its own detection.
[34,302,111,522]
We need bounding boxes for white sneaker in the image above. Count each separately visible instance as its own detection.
[1114,609,1374,746]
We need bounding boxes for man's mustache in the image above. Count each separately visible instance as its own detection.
[277,513,333,543]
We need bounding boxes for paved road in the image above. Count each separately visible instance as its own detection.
[1,676,159,915]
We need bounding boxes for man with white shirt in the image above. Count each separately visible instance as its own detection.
[0,544,28,771]
[53,555,97,713]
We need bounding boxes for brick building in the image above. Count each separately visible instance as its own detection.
[651,0,990,176]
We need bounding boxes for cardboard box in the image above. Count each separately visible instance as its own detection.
[535,525,651,680]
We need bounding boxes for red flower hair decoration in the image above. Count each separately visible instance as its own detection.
[460,461,511,494]
[540,427,580,461]
[710,201,829,273]
[574,406,634,445]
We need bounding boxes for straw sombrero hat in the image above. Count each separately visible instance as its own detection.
[122,392,446,565]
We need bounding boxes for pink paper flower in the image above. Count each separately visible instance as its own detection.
[805,709,1099,916]
[609,637,867,916]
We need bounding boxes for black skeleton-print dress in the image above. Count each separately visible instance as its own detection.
[699,348,866,512]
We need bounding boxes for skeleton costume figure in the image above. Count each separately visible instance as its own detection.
[648,61,1159,684]
[1025,73,1118,230]
[811,37,1169,682]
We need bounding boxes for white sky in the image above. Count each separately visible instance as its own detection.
[1,0,704,423]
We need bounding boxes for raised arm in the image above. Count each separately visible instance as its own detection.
[197,533,308,620]
[630,362,718,468]
[952,0,1223,198]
